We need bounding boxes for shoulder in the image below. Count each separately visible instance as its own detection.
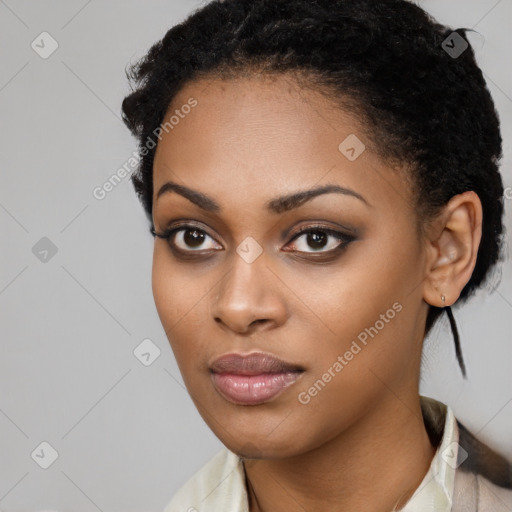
[477,474,512,511]
[162,448,248,512]
[453,417,512,511]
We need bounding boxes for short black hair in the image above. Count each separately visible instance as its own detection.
[121,0,505,373]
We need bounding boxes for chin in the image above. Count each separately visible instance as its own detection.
[215,425,311,461]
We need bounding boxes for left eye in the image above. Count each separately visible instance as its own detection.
[286,229,350,253]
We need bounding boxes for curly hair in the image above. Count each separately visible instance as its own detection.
[121,0,505,377]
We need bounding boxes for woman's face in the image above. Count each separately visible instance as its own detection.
[151,74,431,458]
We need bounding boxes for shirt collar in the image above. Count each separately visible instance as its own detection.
[399,395,458,511]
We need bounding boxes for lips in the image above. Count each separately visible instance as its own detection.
[209,352,304,405]
[210,352,303,375]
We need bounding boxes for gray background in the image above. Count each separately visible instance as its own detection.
[0,0,511,510]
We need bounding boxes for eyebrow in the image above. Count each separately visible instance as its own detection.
[155,181,370,214]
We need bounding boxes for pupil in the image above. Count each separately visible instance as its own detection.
[184,229,205,248]
[307,231,327,249]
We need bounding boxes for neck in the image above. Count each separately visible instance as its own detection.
[244,393,437,512]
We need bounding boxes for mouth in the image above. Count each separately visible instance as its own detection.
[209,352,305,406]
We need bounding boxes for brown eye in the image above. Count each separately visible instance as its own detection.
[287,228,350,253]
[172,228,222,251]
[152,222,224,258]
[305,231,328,250]
[182,229,205,248]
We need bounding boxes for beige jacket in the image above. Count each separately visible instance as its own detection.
[422,397,512,511]
[164,396,512,511]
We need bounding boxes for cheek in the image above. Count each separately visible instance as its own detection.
[151,246,204,325]
[151,246,213,367]
[297,229,423,381]
[151,248,180,327]
[300,232,419,333]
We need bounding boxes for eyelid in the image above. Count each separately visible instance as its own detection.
[155,220,221,240]
[284,221,357,242]
[288,224,346,238]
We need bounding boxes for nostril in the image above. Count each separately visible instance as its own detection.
[249,319,269,327]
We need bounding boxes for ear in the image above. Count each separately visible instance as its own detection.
[423,191,483,307]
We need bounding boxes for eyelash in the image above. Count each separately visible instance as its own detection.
[151,222,356,261]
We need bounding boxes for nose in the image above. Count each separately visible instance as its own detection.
[211,253,288,335]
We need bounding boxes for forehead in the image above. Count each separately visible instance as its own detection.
[152,74,414,216]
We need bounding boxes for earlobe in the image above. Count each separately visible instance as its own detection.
[422,191,483,307]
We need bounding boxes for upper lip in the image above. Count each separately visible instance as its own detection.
[209,352,304,375]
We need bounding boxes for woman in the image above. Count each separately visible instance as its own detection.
[121,0,512,510]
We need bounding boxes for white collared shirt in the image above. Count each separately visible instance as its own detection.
[163,396,458,512]
[400,401,457,511]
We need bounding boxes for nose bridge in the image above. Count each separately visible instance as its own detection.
[223,252,265,301]
[212,249,287,333]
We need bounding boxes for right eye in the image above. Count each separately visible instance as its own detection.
[152,224,223,255]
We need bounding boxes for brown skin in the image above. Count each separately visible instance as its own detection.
[151,74,482,512]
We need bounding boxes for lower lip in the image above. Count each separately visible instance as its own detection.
[211,371,303,405]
